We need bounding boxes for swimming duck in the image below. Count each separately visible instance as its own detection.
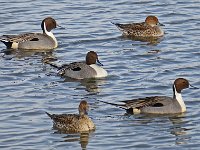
[46,100,95,133]
[44,51,108,79]
[100,78,197,114]
[0,17,60,50]
[112,15,164,37]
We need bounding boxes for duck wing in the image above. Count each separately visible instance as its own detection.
[121,96,173,109]
[113,22,148,31]
[46,112,80,124]
[0,33,39,43]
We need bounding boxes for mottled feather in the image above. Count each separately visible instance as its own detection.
[46,101,95,133]
[113,16,164,37]
[0,33,38,43]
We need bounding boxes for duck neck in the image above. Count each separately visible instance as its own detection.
[173,85,186,112]
[79,112,84,116]
[79,110,87,116]
[43,22,58,48]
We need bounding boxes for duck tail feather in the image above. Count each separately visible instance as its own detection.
[98,100,127,110]
[43,58,61,69]
[45,112,53,119]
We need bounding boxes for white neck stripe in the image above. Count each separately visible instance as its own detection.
[43,22,58,48]
[174,85,186,112]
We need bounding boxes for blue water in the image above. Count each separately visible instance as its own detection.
[0,0,200,149]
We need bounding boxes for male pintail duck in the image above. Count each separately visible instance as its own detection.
[100,78,198,114]
[112,16,164,37]
[46,100,95,133]
[44,51,108,79]
[0,17,60,50]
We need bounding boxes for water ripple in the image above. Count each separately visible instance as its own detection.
[0,0,200,150]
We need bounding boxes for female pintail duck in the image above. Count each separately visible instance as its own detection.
[0,17,60,50]
[112,16,164,37]
[46,100,95,133]
[44,51,108,79]
[100,78,198,114]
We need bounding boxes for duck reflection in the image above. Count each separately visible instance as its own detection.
[168,114,191,145]
[54,130,94,150]
[80,78,106,93]
[1,48,55,59]
[121,35,163,45]
[130,113,190,145]
[63,77,106,93]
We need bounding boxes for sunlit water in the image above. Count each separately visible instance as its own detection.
[0,0,200,149]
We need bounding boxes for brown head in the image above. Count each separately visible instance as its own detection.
[145,16,163,27]
[78,100,89,116]
[86,51,103,66]
[41,17,57,33]
[174,78,189,93]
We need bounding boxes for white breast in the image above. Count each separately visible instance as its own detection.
[174,86,186,112]
[44,22,58,48]
[90,64,108,78]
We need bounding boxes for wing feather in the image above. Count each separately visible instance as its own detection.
[0,33,38,43]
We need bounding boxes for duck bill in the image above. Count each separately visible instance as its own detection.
[159,22,165,26]
[189,84,199,89]
[96,59,104,66]
[56,24,65,29]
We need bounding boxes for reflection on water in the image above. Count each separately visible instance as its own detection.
[78,79,106,93]
[120,35,164,45]
[131,113,190,145]
[1,48,55,59]
[0,0,200,149]
[63,77,107,94]
[147,49,161,54]
[169,114,191,145]
[54,130,93,150]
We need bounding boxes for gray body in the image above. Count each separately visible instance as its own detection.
[0,33,56,49]
[129,96,182,114]
[58,62,97,79]
[102,78,190,115]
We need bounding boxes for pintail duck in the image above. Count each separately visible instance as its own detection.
[46,100,95,133]
[44,51,108,79]
[100,78,198,114]
[0,17,60,50]
[112,16,164,37]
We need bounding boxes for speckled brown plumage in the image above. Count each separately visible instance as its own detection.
[113,16,164,37]
[46,100,95,133]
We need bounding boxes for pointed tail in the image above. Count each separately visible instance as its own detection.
[45,112,53,119]
[0,35,13,48]
[111,22,123,27]
[43,58,61,69]
[98,100,127,110]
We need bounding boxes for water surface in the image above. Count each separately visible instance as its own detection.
[0,0,200,149]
